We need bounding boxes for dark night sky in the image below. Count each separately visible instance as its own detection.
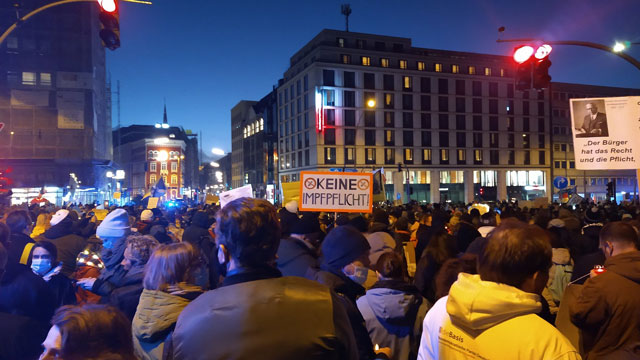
[107,0,640,155]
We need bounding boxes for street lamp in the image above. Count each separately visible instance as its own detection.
[613,42,626,53]
[211,148,225,156]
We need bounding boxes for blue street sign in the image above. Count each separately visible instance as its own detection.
[328,168,358,173]
[553,176,568,190]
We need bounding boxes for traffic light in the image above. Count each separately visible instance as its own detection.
[533,44,552,89]
[513,45,533,91]
[606,181,614,199]
[98,0,120,50]
[513,44,553,91]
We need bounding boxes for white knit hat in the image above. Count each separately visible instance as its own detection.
[50,209,70,226]
[285,200,298,214]
[96,209,131,238]
[140,209,154,222]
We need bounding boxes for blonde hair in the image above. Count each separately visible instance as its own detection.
[143,242,203,291]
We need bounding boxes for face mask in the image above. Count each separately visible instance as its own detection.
[31,259,52,276]
[345,265,369,285]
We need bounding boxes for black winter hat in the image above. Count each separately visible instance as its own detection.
[372,209,389,225]
[584,206,603,224]
[321,225,371,271]
[291,214,321,235]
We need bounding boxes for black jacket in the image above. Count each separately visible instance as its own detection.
[39,220,86,277]
[276,236,318,277]
[0,312,49,360]
[0,264,56,323]
[93,264,145,297]
[46,273,77,308]
[7,232,34,266]
[182,212,218,289]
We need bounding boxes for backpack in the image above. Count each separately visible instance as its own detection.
[549,263,573,304]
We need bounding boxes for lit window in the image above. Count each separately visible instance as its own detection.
[399,60,408,69]
[404,148,413,162]
[171,162,177,171]
[381,58,389,68]
[171,174,178,185]
[403,76,412,89]
[362,56,371,66]
[150,162,156,172]
[161,162,167,171]
[337,37,345,47]
[243,127,247,138]
[40,73,51,86]
[468,66,476,75]
[452,65,459,74]
[457,149,466,161]
[260,118,264,131]
[417,61,425,71]
[440,149,449,161]
[435,63,443,72]
[474,149,483,161]
[423,149,432,161]
[500,68,505,77]
[150,174,157,184]
[255,120,260,133]
[341,54,351,64]
[22,72,36,85]
[163,175,168,184]
[484,67,492,76]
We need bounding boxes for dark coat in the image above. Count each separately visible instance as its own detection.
[0,312,49,360]
[39,220,86,277]
[7,232,34,266]
[93,263,145,297]
[569,251,640,359]
[182,212,218,289]
[455,221,481,254]
[571,250,606,285]
[0,264,56,323]
[276,236,318,278]
[413,252,442,304]
[171,267,358,360]
[46,273,77,308]
[109,283,144,321]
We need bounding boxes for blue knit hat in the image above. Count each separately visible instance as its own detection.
[321,225,370,271]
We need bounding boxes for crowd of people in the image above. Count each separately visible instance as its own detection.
[0,197,638,359]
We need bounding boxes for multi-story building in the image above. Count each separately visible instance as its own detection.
[277,29,552,203]
[113,108,199,200]
[230,90,279,197]
[0,0,111,204]
[550,82,640,201]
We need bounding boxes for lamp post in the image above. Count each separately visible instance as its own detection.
[342,97,376,172]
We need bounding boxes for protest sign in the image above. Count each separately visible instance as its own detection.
[299,171,373,213]
[147,197,159,209]
[205,194,219,205]
[219,184,253,208]
[571,96,640,169]
[281,181,300,205]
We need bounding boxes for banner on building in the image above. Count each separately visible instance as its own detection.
[299,171,373,213]
[219,184,253,208]
[571,96,640,170]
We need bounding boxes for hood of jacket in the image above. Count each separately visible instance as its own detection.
[552,248,572,265]
[477,226,495,238]
[306,266,365,303]
[132,289,193,342]
[369,222,390,234]
[363,282,423,326]
[42,219,73,239]
[446,273,541,331]
[605,251,640,284]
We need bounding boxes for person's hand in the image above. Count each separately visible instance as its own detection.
[576,128,586,134]
[77,278,96,290]
[590,129,601,135]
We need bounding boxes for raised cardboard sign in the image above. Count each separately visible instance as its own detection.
[300,171,373,213]
[219,184,253,208]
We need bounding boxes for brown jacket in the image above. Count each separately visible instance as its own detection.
[569,251,640,359]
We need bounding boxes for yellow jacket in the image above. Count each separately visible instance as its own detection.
[418,273,581,359]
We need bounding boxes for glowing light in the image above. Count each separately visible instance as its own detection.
[210,162,220,167]
[367,99,376,108]
[534,44,552,59]
[315,90,324,133]
[161,123,170,129]
[157,150,169,161]
[513,45,534,64]
[114,170,125,179]
[211,148,225,156]
[97,0,117,12]
[154,124,161,128]
[106,171,114,178]
[613,42,626,53]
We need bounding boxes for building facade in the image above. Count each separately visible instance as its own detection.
[0,0,111,204]
[277,29,552,203]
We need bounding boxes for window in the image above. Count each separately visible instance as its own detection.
[472,81,482,96]
[366,148,376,164]
[150,174,157,184]
[489,82,498,97]
[385,149,395,165]
[439,114,449,129]
[323,89,335,106]
[490,150,499,165]
[171,162,178,171]
[439,96,448,112]
[473,116,482,131]
[421,113,431,129]
[489,99,498,114]
[452,64,460,74]
[356,39,366,48]
[40,73,51,86]
[403,76,412,90]
[304,75,308,91]
[538,151,546,165]
[381,58,389,68]
[507,117,514,131]
[324,128,336,145]
[489,133,499,148]
[361,56,371,66]
[383,74,394,90]
[417,61,425,71]
[325,109,335,126]
[523,117,530,131]
[421,95,431,111]
[524,151,531,165]
[385,130,395,146]
[570,161,575,168]
[538,134,545,148]
[440,149,449,163]
[364,73,375,89]
[472,98,482,113]
[420,77,430,93]
[423,149,432,164]
[345,129,356,145]
[344,110,355,126]
[522,134,530,148]
[457,149,466,163]
[523,101,530,116]
[508,151,515,165]
[438,78,448,94]
[507,84,514,98]
[489,116,498,131]
[468,66,476,75]
[344,91,355,107]
[384,93,394,109]
[456,116,466,130]
[324,147,336,164]
[364,110,375,127]
[365,130,376,145]
[455,80,465,96]
[171,174,178,185]
[500,68,506,77]
[403,113,413,128]
[337,37,345,47]
[344,71,355,88]
[404,149,414,163]
[150,162,157,172]
[341,54,351,64]
[161,162,167,171]
[422,131,432,146]
[439,132,449,147]
[403,131,413,146]
[473,133,483,147]
[474,149,483,164]
[508,134,514,148]
[323,70,334,86]
[484,67,492,76]
[538,118,545,132]
[384,112,394,127]
[456,132,466,147]
[435,63,443,72]
[399,60,408,69]
[343,148,355,165]
[403,94,413,110]
[538,102,545,116]
[22,72,36,85]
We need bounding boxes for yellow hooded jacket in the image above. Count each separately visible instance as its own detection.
[418,273,581,359]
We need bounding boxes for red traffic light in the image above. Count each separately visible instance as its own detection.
[97,0,117,12]
[513,45,534,64]
[534,44,552,59]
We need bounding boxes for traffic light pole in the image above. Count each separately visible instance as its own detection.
[498,39,640,72]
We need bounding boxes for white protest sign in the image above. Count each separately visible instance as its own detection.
[300,171,373,213]
[571,96,640,170]
[219,184,253,208]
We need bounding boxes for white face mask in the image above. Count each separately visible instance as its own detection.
[345,265,369,285]
[31,259,52,276]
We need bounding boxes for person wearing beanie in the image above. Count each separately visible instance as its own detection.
[306,225,378,360]
[276,213,322,277]
[369,209,391,234]
[36,209,86,278]
[135,209,154,235]
[278,206,299,238]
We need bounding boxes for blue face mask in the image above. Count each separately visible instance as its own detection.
[31,259,52,276]
[345,265,369,285]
